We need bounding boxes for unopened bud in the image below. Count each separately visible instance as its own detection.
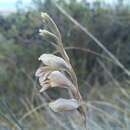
[39,29,58,44]
[49,98,80,112]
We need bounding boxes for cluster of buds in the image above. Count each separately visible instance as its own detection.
[35,12,86,123]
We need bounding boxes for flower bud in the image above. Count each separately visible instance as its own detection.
[40,12,61,39]
[41,12,49,21]
[38,54,71,70]
[49,98,80,112]
[39,29,58,44]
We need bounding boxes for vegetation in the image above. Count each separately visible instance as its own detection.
[0,0,130,130]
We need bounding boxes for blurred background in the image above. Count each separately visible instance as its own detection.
[0,0,130,130]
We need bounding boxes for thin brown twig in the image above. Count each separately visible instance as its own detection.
[53,46,113,62]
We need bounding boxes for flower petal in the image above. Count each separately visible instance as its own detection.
[49,98,80,112]
[48,71,73,87]
[35,66,55,77]
[35,67,47,77]
[48,71,77,94]
[39,84,50,92]
[39,72,50,86]
[38,54,71,70]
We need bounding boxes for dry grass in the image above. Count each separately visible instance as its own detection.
[0,4,130,130]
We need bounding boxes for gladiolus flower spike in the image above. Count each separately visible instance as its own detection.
[35,12,87,126]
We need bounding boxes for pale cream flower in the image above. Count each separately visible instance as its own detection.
[49,98,80,112]
[38,54,71,70]
[48,71,73,87]
[39,71,76,93]
[39,29,59,47]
